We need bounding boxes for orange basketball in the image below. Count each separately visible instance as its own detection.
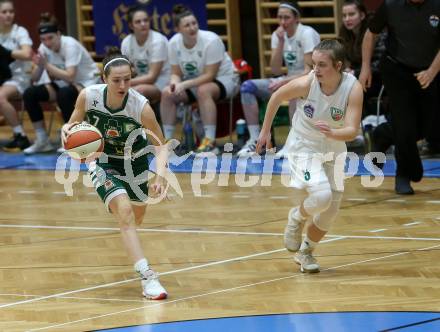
[65,122,104,162]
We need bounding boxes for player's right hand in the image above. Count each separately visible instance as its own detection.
[256,129,272,155]
[275,26,285,41]
[60,122,80,146]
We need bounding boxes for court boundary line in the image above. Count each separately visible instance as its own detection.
[0,237,344,310]
[27,242,440,331]
[0,293,145,303]
[0,224,439,241]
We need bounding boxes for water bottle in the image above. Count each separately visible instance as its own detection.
[183,121,194,151]
[236,118,247,148]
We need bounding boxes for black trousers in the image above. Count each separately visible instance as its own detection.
[380,56,440,181]
[23,84,79,124]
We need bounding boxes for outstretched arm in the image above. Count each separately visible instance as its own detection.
[256,74,311,153]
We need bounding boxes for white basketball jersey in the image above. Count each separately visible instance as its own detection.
[39,36,99,88]
[291,71,357,140]
[271,23,320,76]
[0,24,32,79]
[169,30,236,81]
[84,84,148,158]
[121,31,170,90]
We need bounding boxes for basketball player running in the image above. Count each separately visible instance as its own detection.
[257,40,363,273]
[61,53,168,299]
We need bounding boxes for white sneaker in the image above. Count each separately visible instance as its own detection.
[284,207,306,252]
[294,248,320,273]
[23,138,55,155]
[141,269,168,300]
[237,139,257,157]
[275,145,289,158]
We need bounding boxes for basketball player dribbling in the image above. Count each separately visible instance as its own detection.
[61,53,168,299]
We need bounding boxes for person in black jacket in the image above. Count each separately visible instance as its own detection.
[360,0,440,195]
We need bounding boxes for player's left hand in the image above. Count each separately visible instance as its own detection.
[150,178,168,198]
[256,129,273,154]
[314,120,333,137]
[415,69,436,89]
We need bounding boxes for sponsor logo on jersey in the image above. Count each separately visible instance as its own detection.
[183,61,198,77]
[104,120,123,138]
[330,107,345,121]
[136,60,149,74]
[124,123,137,133]
[284,51,297,66]
[104,179,114,190]
[429,15,439,28]
[303,104,314,118]
[106,128,120,137]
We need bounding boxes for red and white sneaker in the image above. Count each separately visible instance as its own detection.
[141,269,168,300]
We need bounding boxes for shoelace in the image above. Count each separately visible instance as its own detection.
[139,269,158,281]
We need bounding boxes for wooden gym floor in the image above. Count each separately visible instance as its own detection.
[0,115,439,331]
[0,169,439,331]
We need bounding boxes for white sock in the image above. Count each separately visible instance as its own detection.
[35,127,48,142]
[203,125,216,141]
[300,235,318,252]
[162,125,175,140]
[248,125,260,141]
[12,125,25,135]
[134,258,150,278]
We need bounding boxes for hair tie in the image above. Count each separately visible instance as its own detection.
[103,57,130,72]
[279,3,300,16]
[38,25,59,35]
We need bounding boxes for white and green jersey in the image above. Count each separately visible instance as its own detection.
[84,84,149,159]
[291,71,357,140]
[39,36,100,88]
[271,23,320,76]
[169,29,236,81]
[121,30,170,90]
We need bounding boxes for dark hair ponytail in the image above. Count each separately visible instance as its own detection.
[38,12,59,35]
[172,4,194,28]
[102,47,132,76]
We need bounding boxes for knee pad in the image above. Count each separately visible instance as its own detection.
[240,80,259,105]
[312,191,343,231]
[303,184,332,216]
[240,80,258,94]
